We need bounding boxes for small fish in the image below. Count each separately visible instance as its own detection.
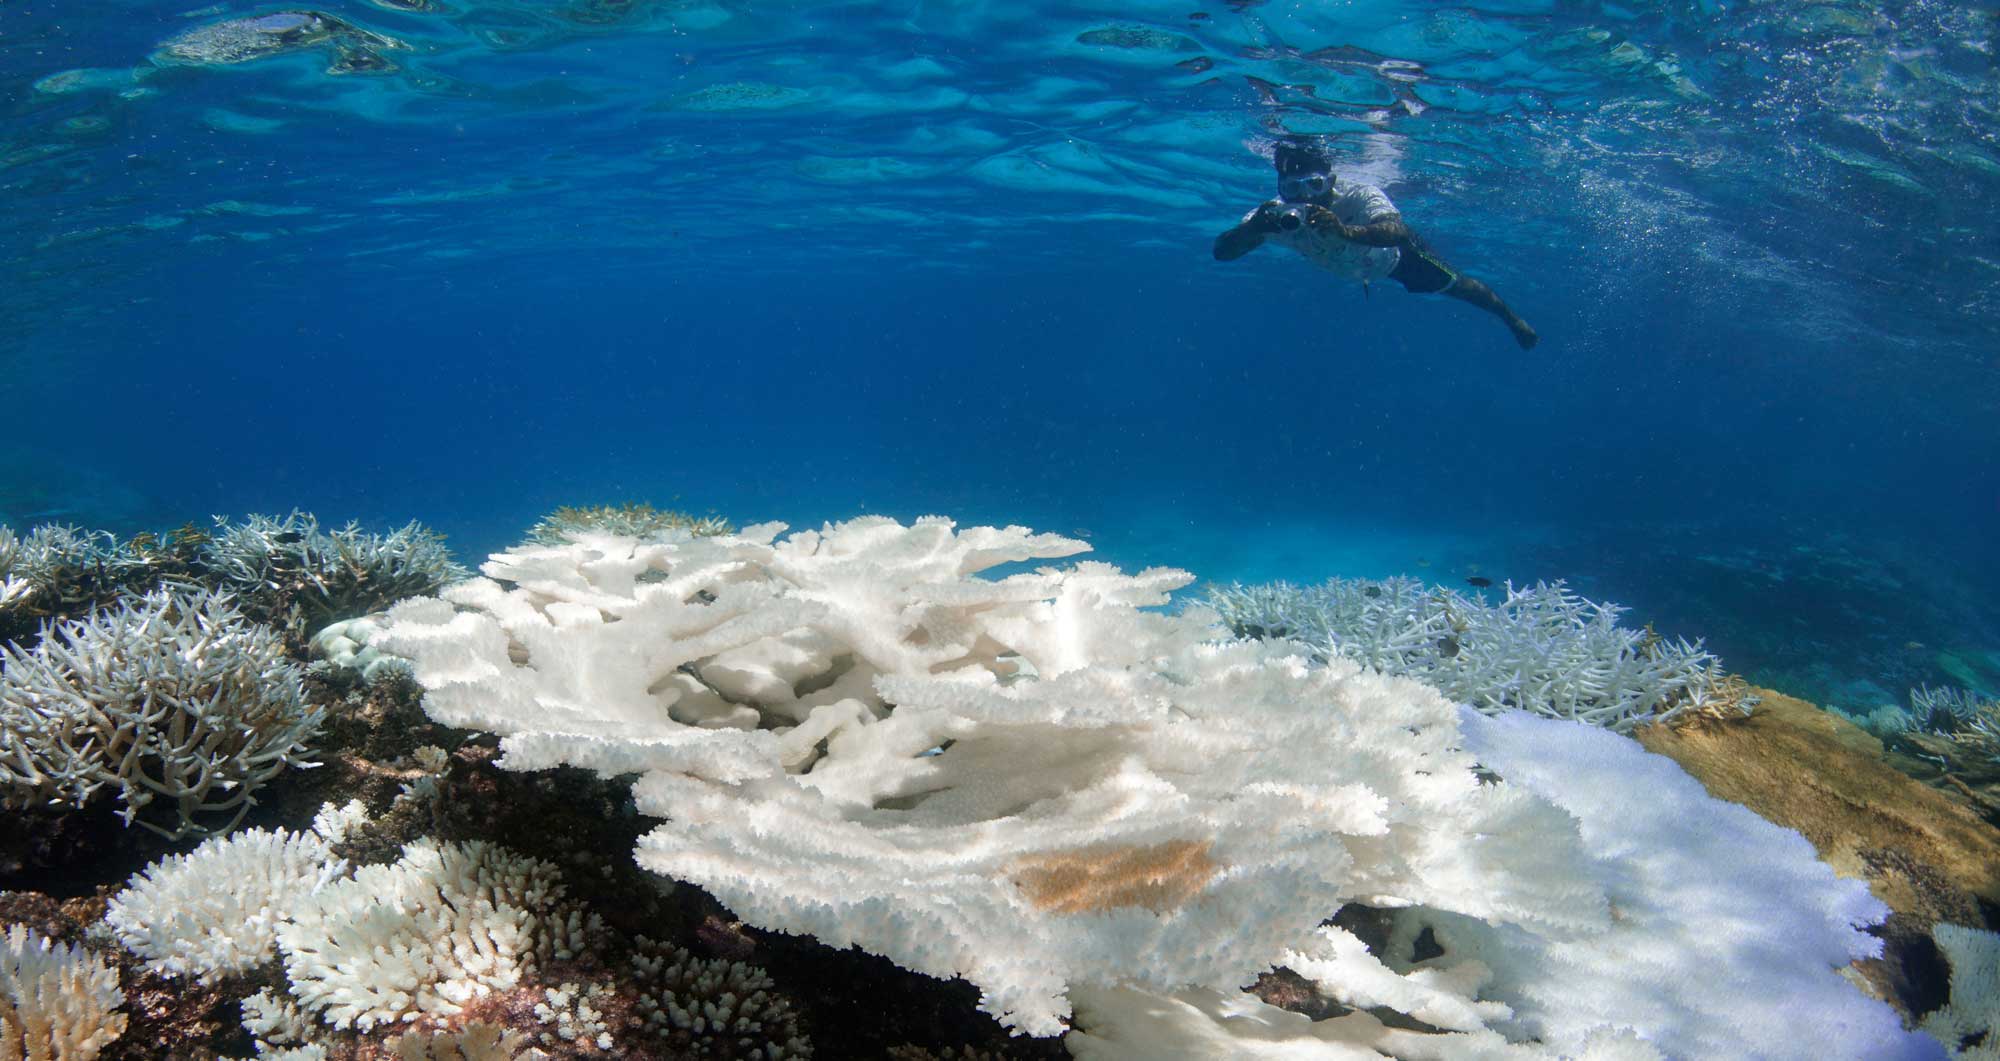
[1437,635,1461,658]
[1362,586,1382,599]
[1465,576,1492,588]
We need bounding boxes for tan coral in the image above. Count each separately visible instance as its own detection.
[386,1022,538,1061]
[0,925,127,1061]
[1636,686,2000,923]
[1007,839,1219,915]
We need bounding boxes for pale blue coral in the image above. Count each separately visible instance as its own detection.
[1206,577,1749,731]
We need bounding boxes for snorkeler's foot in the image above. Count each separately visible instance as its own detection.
[1509,319,1539,350]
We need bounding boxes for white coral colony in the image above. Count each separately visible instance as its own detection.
[0,924,128,1061]
[379,516,1939,1055]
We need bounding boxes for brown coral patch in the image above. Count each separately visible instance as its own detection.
[1638,686,2000,922]
[1006,839,1218,915]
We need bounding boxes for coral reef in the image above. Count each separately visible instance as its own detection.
[1633,686,2000,1022]
[0,524,193,645]
[0,515,464,649]
[98,817,814,1059]
[0,589,323,838]
[524,503,732,546]
[0,923,128,1061]
[9,511,1991,1059]
[1843,686,2000,827]
[309,615,411,684]
[197,513,467,640]
[1206,576,1751,731]
[373,516,1929,1054]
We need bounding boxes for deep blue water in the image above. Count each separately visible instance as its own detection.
[3,0,1997,709]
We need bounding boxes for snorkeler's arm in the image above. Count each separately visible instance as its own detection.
[1303,207,1412,247]
[1214,201,1286,260]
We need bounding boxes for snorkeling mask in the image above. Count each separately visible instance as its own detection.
[1278,170,1332,203]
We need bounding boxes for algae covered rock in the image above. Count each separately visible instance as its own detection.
[1636,687,2000,922]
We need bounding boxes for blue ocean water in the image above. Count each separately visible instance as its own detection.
[3,0,1996,709]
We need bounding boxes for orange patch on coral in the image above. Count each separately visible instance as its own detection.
[1007,839,1218,915]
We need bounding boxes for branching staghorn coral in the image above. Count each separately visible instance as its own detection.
[0,514,464,647]
[198,512,468,637]
[1907,685,1997,736]
[0,588,323,837]
[1206,576,1750,731]
[1885,686,2000,825]
[525,502,732,546]
[0,524,197,644]
[1922,922,2000,1061]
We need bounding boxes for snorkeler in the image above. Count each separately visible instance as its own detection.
[1214,140,1539,350]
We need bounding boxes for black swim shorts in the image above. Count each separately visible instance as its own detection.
[1388,243,1458,294]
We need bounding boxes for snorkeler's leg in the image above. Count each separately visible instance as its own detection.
[1445,275,1538,350]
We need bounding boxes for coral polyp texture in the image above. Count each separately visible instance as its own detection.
[375,515,1934,1055]
[0,588,323,837]
[1206,576,1749,731]
[0,924,128,1061]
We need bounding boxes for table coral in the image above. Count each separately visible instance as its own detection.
[371,515,1931,1054]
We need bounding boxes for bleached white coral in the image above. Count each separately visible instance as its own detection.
[310,799,371,844]
[308,613,412,683]
[106,827,347,982]
[0,588,324,837]
[240,988,314,1052]
[1207,577,1747,731]
[1923,923,2000,1060]
[378,516,1927,1053]
[0,924,128,1061]
[532,982,614,1050]
[0,527,26,612]
[1065,715,1938,1060]
[1377,709,1926,1060]
[274,839,576,1031]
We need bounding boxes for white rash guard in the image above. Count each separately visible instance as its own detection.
[1252,182,1402,282]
